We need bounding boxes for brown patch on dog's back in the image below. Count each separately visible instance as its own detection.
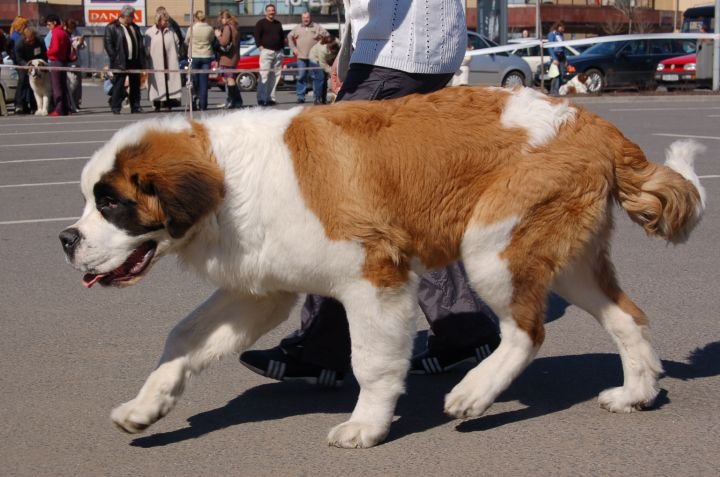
[285,87,628,347]
[285,87,528,287]
[99,121,225,238]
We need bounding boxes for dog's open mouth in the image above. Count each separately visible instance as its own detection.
[82,241,157,288]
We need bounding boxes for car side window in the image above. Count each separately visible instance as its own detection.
[467,34,485,50]
[622,40,647,55]
[649,40,673,55]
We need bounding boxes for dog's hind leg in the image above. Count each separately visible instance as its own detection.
[444,217,546,419]
[327,277,418,448]
[111,289,296,434]
[552,246,662,412]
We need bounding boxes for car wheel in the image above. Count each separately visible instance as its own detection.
[585,69,605,93]
[501,71,525,88]
[236,72,258,92]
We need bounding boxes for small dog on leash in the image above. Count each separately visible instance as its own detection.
[28,59,51,115]
[559,73,592,96]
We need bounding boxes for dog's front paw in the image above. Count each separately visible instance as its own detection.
[444,382,493,419]
[327,420,388,449]
[110,398,165,434]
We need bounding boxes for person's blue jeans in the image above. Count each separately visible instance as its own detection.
[312,67,327,103]
[296,58,313,101]
[192,57,212,110]
[550,61,566,96]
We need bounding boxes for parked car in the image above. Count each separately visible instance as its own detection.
[655,53,707,91]
[234,46,297,92]
[539,38,696,93]
[0,53,18,106]
[466,32,534,88]
[508,40,582,72]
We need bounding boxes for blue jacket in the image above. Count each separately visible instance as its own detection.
[547,30,564,60]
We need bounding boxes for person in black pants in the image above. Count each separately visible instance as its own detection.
[104,5,145,114]
[240,0,501,388]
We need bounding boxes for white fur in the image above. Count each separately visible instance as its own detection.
[558,74,592,96]
[28,59,50,116]
[664,139,707,208]
[501,87,577,148]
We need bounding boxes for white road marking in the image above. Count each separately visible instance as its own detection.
[653,133,720,141]
[0,217,79,225]
[0,141,105,148]
[699,175,720,179]
[611,107,720,112]
[0,156,90,164]
[0,119,134,127]
[0,129,117,136]
[0,181,80,189]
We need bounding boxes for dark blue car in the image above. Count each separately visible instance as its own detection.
[537,38,696,93]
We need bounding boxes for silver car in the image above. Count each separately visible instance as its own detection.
[466,32,533,88]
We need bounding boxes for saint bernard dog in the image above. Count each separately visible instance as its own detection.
[60,86,705,448]
[28,58,51,116]
[559,72,593,96]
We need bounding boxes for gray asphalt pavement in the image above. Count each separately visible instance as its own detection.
[1,85,719,476]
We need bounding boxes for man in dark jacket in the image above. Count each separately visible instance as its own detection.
[104,5,144,114]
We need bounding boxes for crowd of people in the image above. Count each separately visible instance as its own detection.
[1,6,567,115]
[2,14,83,115]
[0,5,342,115]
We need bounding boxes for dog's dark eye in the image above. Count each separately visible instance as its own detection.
[98,197,119,211]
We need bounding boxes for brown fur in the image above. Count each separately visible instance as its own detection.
[284,86,701,345]
[100,122,224,238]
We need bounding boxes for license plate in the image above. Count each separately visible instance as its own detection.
[284,74,295,82]
[662,74,679,81]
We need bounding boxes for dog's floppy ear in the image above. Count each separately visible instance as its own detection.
[151,159,225,238]
[119,125,225,239]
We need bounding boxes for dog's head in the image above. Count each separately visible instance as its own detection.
[28,59,47,79]
[576,73,591,87]
[59,118,225,288]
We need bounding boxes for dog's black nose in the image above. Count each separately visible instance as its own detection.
[59,227,81,257]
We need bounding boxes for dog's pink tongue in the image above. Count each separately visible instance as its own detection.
[82,273,107,289]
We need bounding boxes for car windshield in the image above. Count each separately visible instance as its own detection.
[582,41,622,56]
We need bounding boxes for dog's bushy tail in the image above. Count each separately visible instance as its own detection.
[614,139,706,244]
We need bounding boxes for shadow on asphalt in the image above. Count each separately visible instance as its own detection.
[130,340,719,448]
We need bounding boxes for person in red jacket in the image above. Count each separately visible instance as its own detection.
[45,14,71,116]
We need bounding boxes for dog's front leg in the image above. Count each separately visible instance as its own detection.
[327,281,418,448]
[111,289,296,434]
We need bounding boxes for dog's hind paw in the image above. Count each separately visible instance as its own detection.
[598,386,658,413]
[327,420,388,449]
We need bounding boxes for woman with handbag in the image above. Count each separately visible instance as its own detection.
[215,10,242,109]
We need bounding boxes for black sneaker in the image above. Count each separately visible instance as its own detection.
[409,336,501,375]
[240,346,345,387]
